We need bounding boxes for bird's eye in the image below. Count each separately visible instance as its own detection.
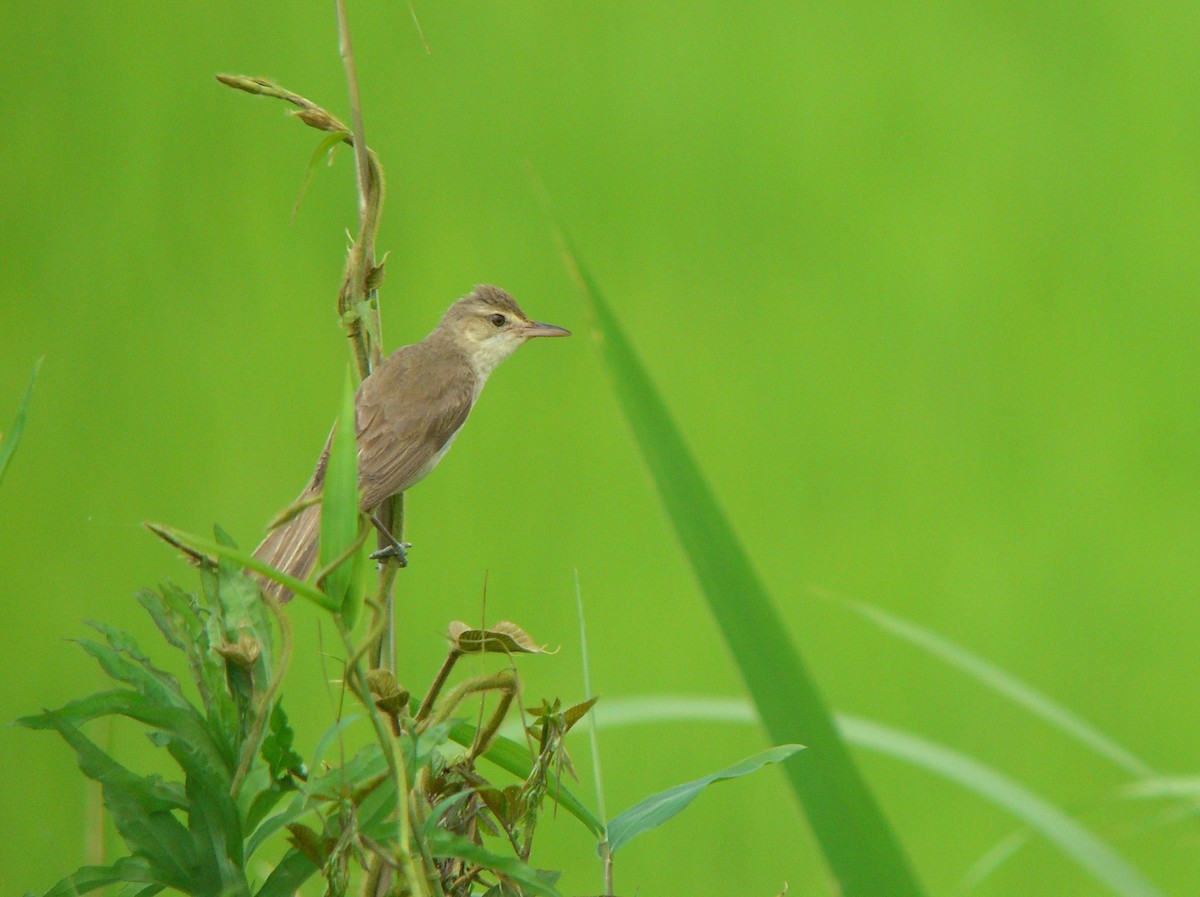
[488,313,507,328]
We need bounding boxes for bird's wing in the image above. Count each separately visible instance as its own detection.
[353,347,476,510]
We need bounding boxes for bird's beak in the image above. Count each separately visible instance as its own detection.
[521,320,572,338]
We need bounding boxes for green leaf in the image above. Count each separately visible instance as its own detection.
[606,744,803,854]
[253,847,319,897]
[426,829,562,897]
[555,231,925,896]
[319,366,362,619]
[21,713,197,891]
[74,633,189,714]
[0,356,42,489]
[37,858,165,897]
[146,523,338,610]
[826,592,1156,778]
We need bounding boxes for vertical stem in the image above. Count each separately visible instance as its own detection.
[335,0,374,257]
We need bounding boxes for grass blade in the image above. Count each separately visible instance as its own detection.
[594,696,1165,897]
[0,356,42,489]
[554,234,925,896]
[820,590,1156,778]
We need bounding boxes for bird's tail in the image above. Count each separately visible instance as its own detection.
[252,499,320,603]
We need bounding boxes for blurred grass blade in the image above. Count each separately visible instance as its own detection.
[607,745,803,854]
[822,590,1156,778]
[554,234,924,896]
[318,366,361,619]
[843,714,1166,897]
[595,697,1165,897]
[0,357,42,489]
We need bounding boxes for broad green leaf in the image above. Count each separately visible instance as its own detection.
[556,233,924,896]
[826,592,1156,778]
[426,829,562,897]
[606,745,803,854]
[319,366,362,618]
[594,696,1165,897]
[146,523,338,610]
[0,356,41,489]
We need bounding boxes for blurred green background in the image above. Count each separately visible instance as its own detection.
[2,2,1198,895]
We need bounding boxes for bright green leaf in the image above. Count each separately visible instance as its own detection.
[606,745,803,854]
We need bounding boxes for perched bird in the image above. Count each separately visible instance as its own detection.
[254,284,570,600]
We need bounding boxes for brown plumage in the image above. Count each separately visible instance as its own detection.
[253,285,570,600]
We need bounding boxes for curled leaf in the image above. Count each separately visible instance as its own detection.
[366,669,410,716]
[448,621,552,655]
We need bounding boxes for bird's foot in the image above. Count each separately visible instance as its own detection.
[370,540,411,567]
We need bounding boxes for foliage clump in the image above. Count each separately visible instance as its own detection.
[19,533,597,897]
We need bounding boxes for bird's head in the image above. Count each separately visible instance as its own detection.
[438,284,570,378]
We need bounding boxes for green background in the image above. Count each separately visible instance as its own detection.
[2,3,1197,895]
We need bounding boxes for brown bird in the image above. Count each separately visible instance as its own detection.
[254,284,570,600]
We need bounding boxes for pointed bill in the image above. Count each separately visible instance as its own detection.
[521,320,571,338]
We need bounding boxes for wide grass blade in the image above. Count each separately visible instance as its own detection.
[0,357,42,489]
[595,696,1165,897]
[556,237,924,897]
[821,590,1156,778]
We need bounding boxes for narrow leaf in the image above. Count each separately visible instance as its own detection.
[607,745,803,854]
[253,847,319,897]
[426,829,562,897]
[319,366,362,619]
[146,523,338,610]
[554,229,924,896]
[0,356,42,488]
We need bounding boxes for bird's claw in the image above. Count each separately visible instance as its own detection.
[370,541,411,567]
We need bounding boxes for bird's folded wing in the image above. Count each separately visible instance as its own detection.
[354,366,475,510]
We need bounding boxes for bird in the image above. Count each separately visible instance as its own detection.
[253,284,570,600]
